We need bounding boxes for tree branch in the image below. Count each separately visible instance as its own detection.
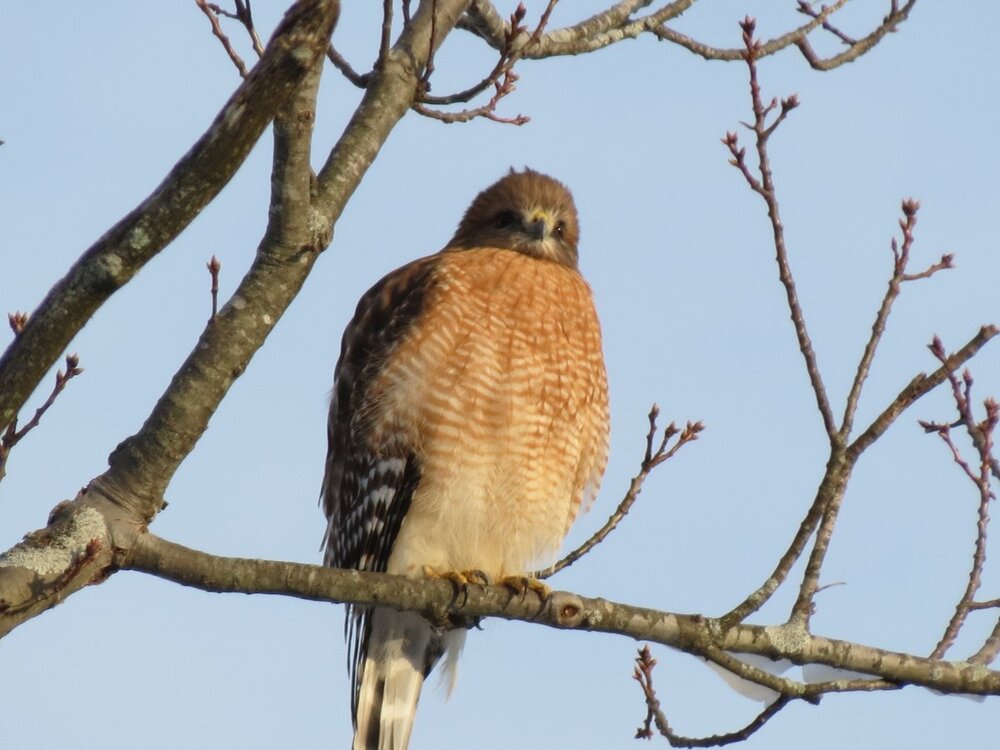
[196,0,251,78]
[0,0,340,435]
[847,327,999,461]
[840,199,952,440]
[795,0,917,71]
[970,616,1000,666]
[538,408,701,580]
[0,0,479,640]
[923,355,999,661]
[724,19,837,445]
[0,354,83,483]
[0,2,339,637]
[87,6,337,521]
[116,532,1000,696]
[720,454,846,628]
[313,0,471,228]
[633,645,795,747]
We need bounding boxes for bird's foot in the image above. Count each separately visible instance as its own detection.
[422,566,492,587]
[422,566,492,628]
[422,566,492,606]
[499,575,551,601]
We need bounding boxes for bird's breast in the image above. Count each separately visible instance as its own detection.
[371,248,609,577]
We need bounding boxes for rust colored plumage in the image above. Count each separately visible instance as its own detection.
[322,169,609,750]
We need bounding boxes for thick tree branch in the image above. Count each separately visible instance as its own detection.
[0,0,478,639]
[458,0,511,45]
[0,0,339,435]
[88,9,336,522]
[0,2,339,636]
[118,532,1000,696]
[0,494,120,638]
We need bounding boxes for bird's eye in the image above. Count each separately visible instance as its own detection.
[554,220,567,237]
[494,210,518,229]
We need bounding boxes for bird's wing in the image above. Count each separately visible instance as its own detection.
[320,253,439,718]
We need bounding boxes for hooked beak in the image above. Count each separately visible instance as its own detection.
[526,211,551,241]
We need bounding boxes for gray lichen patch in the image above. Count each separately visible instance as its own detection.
[0,506,107,576]
[764,621,810,655]
[98,252,125,280]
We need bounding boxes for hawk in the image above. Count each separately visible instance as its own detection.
[322,168,610,750]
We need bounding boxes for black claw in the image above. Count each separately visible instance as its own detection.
[468,569,491,586]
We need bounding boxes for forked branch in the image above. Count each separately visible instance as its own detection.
[841,200,953,439]
[921,349,1000,661]
[724,16,835,443]
[719,16,996,635]
[0,0,340,435]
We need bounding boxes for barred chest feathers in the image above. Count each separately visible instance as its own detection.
[368,247,610,579]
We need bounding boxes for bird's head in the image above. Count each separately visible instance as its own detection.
[447,168,580,268]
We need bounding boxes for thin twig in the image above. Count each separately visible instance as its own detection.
[793,332,995,624]
[378,0,393,70]
[536,407,702,580]
[420,0,440,86]
[901,254,953,282]
[789,490,843,625]
[795,0,917,71]
[724,18,837,444]
[847,326,999,461]
[412,69,528,125]
[650,0,845,64]
[0,354,83,482]
[633,645,794,747]
[728,23,842,626]
[922,346,999,659]
[210,1,265,57]
[195,0,250,78]
[919,350,1000,484]
[970,598,1000,611]
[459,0,909,72]
[326,45,370,88]
[207,256,221,321]
[413,1,557,126]
[796,0,857,45]
[841,199,952,441]
[926,418,994,659]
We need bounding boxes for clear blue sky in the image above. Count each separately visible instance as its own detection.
[1,2,998,748]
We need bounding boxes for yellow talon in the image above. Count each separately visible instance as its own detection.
[422,566,491,587]
[500,575,551,599]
